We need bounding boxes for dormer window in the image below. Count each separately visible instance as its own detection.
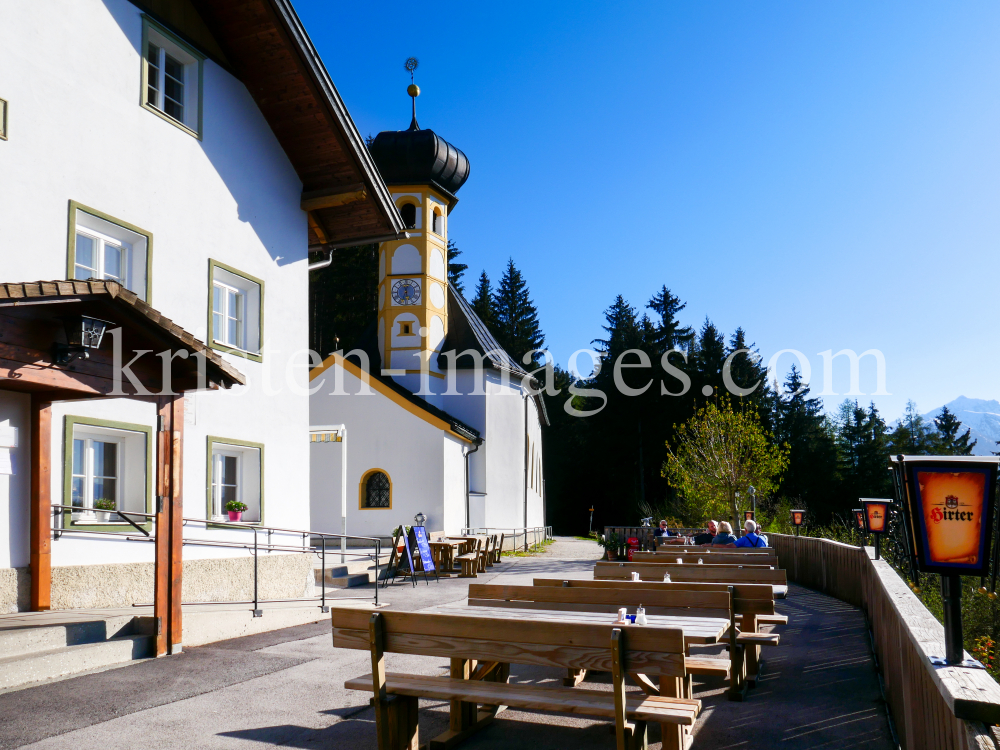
[432,209,444,235]
[141,18,203,138]
[400,203,417,230]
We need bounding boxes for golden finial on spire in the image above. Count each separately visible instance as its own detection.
[405,57,420,130]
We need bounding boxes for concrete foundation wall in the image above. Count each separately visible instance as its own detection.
[0,554,313,612]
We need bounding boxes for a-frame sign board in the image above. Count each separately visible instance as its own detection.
[382,526,437,587]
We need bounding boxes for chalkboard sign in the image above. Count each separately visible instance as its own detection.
[411,526,436,573]
[401,526,416,575]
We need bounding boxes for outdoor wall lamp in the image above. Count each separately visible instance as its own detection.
[413,512,426,527]
[53,315,111,365]
[790,509,805,536]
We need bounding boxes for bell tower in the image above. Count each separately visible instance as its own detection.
[368,59,470,393]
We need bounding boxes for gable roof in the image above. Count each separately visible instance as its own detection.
[310,353,481,445]
[136,0,405,247]
[441,287,550,426]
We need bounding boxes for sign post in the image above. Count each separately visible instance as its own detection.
[790,509,805,536]
[890,455,999,666]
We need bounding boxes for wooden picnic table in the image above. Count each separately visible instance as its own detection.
[420,604,728,646]
[429,540,459,572]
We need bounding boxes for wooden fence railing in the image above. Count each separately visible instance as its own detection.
[770,533,1000,750]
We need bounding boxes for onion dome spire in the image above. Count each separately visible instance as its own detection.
[367,56,471,204]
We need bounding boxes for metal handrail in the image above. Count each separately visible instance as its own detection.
[49,504,382,612]
[461,525,553,552]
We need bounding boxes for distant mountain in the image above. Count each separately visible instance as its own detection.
[922,396,1000,456]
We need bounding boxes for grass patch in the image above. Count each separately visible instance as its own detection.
[502,539,555,557]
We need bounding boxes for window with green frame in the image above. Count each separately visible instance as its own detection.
[208,260,263,362]
[67,201,153,302]
[206,436,264,523]
[62,416,153,531]
[141,17,204,138]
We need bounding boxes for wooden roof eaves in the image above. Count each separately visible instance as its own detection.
[0,280,245,388]
[264,0,405,239]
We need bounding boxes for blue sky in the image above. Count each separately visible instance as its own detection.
[296,0,1000,423]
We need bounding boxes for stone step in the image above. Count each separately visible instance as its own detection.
[0,615,153,659]
[0,634,155,691]
[324,573,371,588]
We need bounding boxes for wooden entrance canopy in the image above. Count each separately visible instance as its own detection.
[0,279,244,656]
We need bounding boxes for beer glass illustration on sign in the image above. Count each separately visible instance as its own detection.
[919,471,986,565]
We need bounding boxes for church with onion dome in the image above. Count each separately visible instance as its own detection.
[308,74,548,543]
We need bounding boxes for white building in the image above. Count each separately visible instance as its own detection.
[309,95,548,544]
[0,0,404,653]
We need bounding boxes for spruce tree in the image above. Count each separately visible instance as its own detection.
[775,365,841,519]
[934,406,977,455]
[491,258,545,367]
[308,243,379,356]
[447,240,467,295]
[690,318,727,401]
[471,271,494,327]
[888,400,936,455]
[647,286,693,352]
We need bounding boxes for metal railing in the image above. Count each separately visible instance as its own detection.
[50,504,382,613]
[461,526,553,553]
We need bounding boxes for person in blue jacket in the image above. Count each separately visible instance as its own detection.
[735,519,768,548]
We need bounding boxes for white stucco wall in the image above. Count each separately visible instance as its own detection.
[442,435,467,534]
[0,393,31,569]
[311,362,468,538]
[482,373,531,531]
[0,0,310,568]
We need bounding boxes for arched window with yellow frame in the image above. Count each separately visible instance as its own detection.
[359,468,392,509]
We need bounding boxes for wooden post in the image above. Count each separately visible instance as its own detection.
[369,613,392,750]
[168,395,184,653]
[154,395,184,656]
[29,397,52,611]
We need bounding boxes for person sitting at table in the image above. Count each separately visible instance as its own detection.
[711,521,738,547]
[692,520,718,546]
[653,520,673,538]
[735,518,768,548]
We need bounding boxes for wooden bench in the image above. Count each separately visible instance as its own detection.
[469,583,779,699]
[478,535,493,572]
[631,551,777,566]
[456,545,480,578]
[595,561,787,587]
[653,545,774,555]
[491,533,504,563]
[334,608,701,750]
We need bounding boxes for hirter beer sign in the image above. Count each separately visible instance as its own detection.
[861,499,890,534]
[893,456,999,576]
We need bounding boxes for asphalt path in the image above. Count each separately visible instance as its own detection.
[0,537,894,750]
